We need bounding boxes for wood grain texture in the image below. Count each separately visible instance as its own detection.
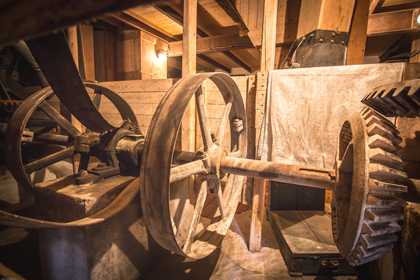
[346,0,370,65]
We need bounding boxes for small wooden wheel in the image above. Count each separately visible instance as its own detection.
[140,73,247,259]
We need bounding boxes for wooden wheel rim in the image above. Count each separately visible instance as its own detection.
[140,73,247,259]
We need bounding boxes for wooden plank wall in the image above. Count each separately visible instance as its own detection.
[97,79,174,133]
[96,77,252,142]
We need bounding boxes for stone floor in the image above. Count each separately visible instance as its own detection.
[146,211,357,280]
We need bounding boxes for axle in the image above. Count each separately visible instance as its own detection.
[169,153,336,189]
[220,157,335,189]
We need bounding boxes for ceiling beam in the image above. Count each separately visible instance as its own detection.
[197,54,230,72]
[367,9,420,37]
[168,33,253,56]
[109,12,175,42]
[0,0,153,46]
[369,0,385,14]
[221,51,251,72]
[156,1,254,72]
[213,0,249,32]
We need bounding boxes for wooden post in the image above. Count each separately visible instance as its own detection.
[346,0,370,65]
[79,24,96,81]
[181,0,197,153]
[67,26,84,132]
[249,0,278,252]
[68,26,79,69]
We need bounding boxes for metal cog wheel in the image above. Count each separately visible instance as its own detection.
[362,79,420,117]
[332,106,408,266]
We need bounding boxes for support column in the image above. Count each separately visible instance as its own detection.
[67,26,84,132]
[293,0,356,67]
[181,0,197,153]
[249,0,278,252]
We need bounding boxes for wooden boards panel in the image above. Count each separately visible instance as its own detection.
[97,79,174,133]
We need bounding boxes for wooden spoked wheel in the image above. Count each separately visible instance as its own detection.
[5,83,138,198]
[140,73,247,259]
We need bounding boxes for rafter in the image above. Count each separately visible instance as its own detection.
[155,1,255,72]
[109,12,175,42]
[168,33,253,56]
[367,9,420,37]
[0,0,153,46]
[214,0,249,32]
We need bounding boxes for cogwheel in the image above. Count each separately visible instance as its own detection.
[332,107,407,266]
[361,79,420,117]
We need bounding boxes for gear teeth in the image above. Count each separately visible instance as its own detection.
[393,86,418,116]
[361,233,398,250]
[369,163,407,184]
[362,221,401,236]
[368,180,407,196]
[365,208,403,223]
[362,80,420,117]
[334,106,407,266]
[369,149,403,170]
[368,134,399,153]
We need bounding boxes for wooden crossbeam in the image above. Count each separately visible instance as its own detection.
[0,0,152,46]
[369,0,385,14]
[156,1,254,72]
[168,33,253,56]
[214,0,249,32]
[110,12,175,42]
[367,9,420,37]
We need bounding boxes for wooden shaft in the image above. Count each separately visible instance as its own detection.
[220,156,334,189]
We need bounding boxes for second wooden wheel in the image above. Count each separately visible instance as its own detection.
[140,73,247,259]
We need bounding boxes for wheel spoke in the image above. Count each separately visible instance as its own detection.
[216,102,232,148]
[39,101,80,137]
[339,142,353,173]
[216,183,225,218]
[183,179,208,253]
[25,146,75,173]
[170,159,208,183]
[196,88,213,150]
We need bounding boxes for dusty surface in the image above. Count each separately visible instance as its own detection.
[146,211,356,280]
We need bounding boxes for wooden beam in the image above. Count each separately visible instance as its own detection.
[110,12,175,42]
[367,8,420,37]
[410,37,420,63]
[78,24,96,81]
[276,0,301,68]
[260,0,279,72]
[181,0,197,159]
[168,33,253,56]
[67,26,84,132]
[0,0,153,46]
[297,0,356,38]
[222,51,252,72]
[182,0,197,76]
[214,0,249,32]
[369,0,384,14]
[346,0,370,64]
[249,0,278,253]
[197,54,230,72]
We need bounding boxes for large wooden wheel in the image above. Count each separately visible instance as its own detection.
[140,73,247,259]
[332,107,407,266]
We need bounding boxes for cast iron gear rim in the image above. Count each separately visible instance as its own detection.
[332,106,407,266]
[361,79,420,117]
